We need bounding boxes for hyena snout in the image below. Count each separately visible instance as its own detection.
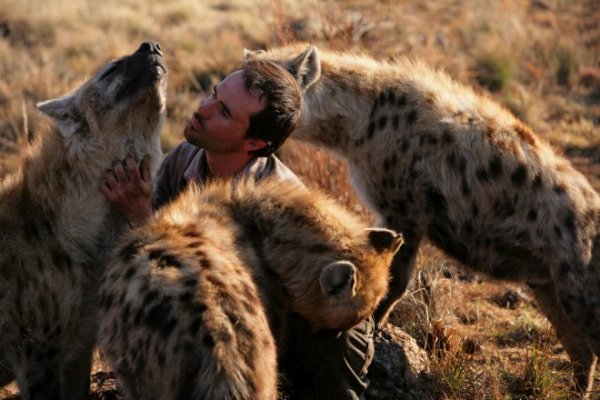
[137,41,163,57]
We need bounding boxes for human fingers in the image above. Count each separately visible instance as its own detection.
[140,156,152,184]
[125,156,141,184]
[113,160,129,182]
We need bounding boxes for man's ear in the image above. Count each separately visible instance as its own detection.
[243,137,268,152]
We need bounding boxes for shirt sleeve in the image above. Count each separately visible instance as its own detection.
[152,144,186,210]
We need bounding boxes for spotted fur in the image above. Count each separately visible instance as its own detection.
[0,43,166,399]
[246,44,600,396]
[98,178,402,400]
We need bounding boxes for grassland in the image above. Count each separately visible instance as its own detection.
[0,0,599,398]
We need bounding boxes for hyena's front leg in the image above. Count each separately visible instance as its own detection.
[529,281,597,398]
[373,225,422,326]
[60,330,96,400]
[0,346,14,387]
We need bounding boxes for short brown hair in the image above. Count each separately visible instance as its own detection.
[241,60,302,157]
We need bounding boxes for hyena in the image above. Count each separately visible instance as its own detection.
[0,42,166,399]
[98,178,402,400]
[246,44,600,395]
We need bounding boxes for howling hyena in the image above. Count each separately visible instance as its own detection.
[246,44,600,395]
[0,42,166,399]
[98,178,402,400]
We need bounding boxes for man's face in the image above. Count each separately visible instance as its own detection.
[183,70,266,154]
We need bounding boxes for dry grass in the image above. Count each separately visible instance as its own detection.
[0,0,599,399]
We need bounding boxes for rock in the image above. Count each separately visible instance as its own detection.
[366,324,430,400]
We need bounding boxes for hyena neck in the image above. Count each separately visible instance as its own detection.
[295,69,384,156]
[24,129,134,258]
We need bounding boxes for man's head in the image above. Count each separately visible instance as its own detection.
[242,60,302,157]
[183,60,301,158]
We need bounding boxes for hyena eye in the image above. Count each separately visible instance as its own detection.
[99,65,118,80]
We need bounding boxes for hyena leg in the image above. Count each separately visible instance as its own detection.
[16,357,61,400]
[0,346,14,386]
[373,233,422,326]
[530,281,597,397]
[60,340,95,399]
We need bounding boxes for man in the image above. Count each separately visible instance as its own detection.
[101,59,375,399]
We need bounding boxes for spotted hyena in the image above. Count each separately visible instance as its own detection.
[246,44,600,395]
[98,178,402,400]
[0,42,166,399]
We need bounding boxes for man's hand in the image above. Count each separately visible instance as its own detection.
[101,156,153,227]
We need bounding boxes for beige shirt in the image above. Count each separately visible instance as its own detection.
[152,142,304,210]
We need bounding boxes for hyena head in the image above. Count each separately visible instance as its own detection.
[36,42,167,163]
[230,180,403,331]
[304,226,403,331]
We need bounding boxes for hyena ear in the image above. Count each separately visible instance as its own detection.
[37,95,81,139]
[243,48,266,60]
[320,261,357,298]
[366,228,404,254]
[287,46,321,90]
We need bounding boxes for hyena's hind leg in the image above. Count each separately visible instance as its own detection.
[529,281,597,397]
[373,223,423,326]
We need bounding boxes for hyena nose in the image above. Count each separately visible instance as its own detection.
[138,42,163,56]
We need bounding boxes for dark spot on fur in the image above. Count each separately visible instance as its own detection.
[461,178,471,196]
[554,225,563,238]
[400,139,409,152]
[154,254,182,269]
[397,94,407,107]
[189,318,201,336]
[178,292,194,304]
[149,249,164,260]
[354,137,365,147]
[202,334,215,348]
[476,167,489,182]
[532,175,542,190]
[378,116,387,130]
[123,267,136,280]
[119,241,139,263]
[564,211,577,237]
[471,202,479,217]
[143,289,160,307]
[23,221,41,244]
[488,156,503,180]
[51,247,72,271]
[527,209,537,221]
[446,152,457,169]
[442,130,454,144]
[392,114,400,130]
[554,184,566,194]
[406,110,418,125]
[367,122,376,139]
[183,278,198,288]
[559,262,571,277]
[511,165,527,187]
[144,302,177,338]
[425,185,467,262]
[388,91,396,104]
[308,244,330,253]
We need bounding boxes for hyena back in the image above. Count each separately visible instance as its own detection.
[246,44,600,396]
[98,178,402,400]
[0,42,166,399]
